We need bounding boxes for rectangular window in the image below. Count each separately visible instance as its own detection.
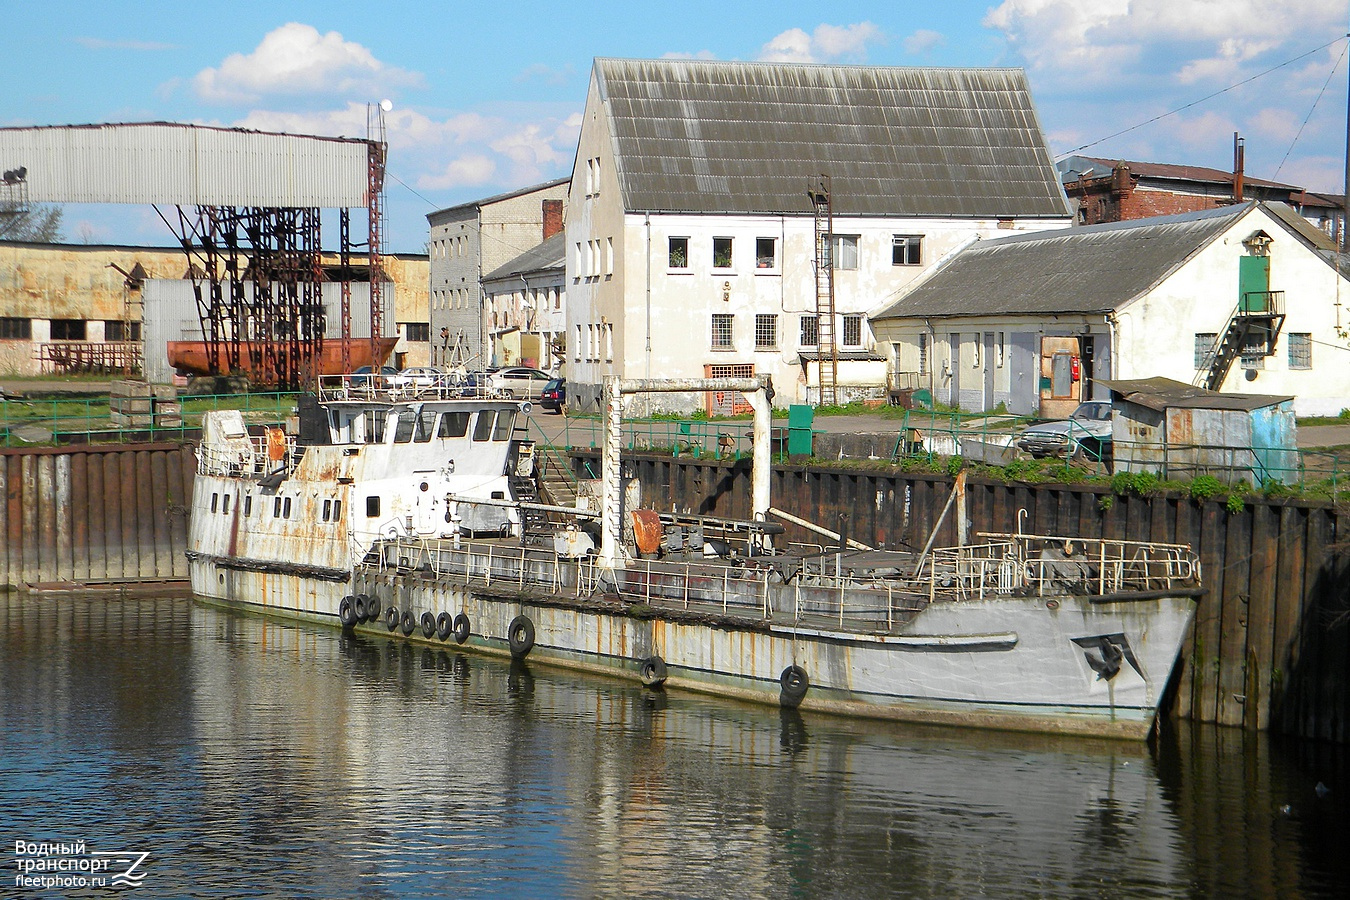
[393,412,415,443]
[754,314,777,350]
[273,496,283,518]
[404,323,430,342]
[756,237,776,269]
[830,235,859,270]
[333,499,342,521]
[244,495,252,517]
[574,324,582,362]
[50,319,87,340]
[222,494,231,515]
[711,313,734,349]
[438,411,469,437]
[574,242,583,280]
[605,237,614,276]
[892,235,922,266]
[323,499,332,522]
[918,333,928,376]
[842,315,863,347]
[713,237,733,269]
[668,236,689,269]
[365,496,380,518]
[1194,333,1217,369]
[415,410,436,442]
[104,321,141,341]
[1289,333,1312,369]
[604,323,614,362]
[492,411,515,441]
[210,493,218,514]
[800,315,819,347]
[1240,335,1266,370]
[0,317,31,339]
[472,411,495,441]
[996,332,1005,368]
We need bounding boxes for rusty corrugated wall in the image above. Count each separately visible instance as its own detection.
[1,443,193,586]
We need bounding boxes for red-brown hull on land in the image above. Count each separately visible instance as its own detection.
[167,338,398,382]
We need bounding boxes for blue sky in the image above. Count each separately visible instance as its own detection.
[3,0,1348,251]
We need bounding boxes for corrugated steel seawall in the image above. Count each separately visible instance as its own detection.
[576,450,1350,743]
[1,443,193,587]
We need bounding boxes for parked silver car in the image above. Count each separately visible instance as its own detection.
[487,367,553,400]
[1016,401,1113,461]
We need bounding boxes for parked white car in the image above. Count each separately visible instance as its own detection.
[388,367,449,394]
[487,367,553,400]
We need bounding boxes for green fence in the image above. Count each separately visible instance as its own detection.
[0,392,300,447]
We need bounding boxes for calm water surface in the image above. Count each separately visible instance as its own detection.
[2,594,1347,899]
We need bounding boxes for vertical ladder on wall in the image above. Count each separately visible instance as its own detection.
[811,176,838,407]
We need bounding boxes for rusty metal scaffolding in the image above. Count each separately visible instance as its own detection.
[170,205,327,390]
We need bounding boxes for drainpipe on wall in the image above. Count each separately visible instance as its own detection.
[1106,312,1119,383]
[645,214,651,383]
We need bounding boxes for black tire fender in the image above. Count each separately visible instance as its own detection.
[338,596,357,628]
[384,606,400,632]
[436,612,454,641]
[639,655,668,687]
[420,611,436,639]
[507,615,535,658]
[400,609,416,637]
[352,594,367,622]
[452,613,471,645]
[355,593,374,622]
[779,665,810,707]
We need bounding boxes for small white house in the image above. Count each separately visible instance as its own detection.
[871,202,1350,418]
[564,58,1072,413]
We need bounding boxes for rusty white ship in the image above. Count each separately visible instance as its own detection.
[187,375,1201,739]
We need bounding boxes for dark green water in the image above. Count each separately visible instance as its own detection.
[2,594,1347,899]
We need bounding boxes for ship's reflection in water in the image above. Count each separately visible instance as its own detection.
[1,595,1346,899]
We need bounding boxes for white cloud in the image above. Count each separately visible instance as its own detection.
[420,155,496,190]
[193,23,421,105]
[902,30,945,56]
[758,22,885,64]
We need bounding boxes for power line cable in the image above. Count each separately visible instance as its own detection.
[1061,35,1349,158]
[1273,39,1350,179]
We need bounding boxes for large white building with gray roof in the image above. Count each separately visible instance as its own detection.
[564,57,1072,412]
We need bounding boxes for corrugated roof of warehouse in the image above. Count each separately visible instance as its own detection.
[593,58,1071,219]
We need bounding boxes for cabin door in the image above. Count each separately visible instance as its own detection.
[412,473,444,536]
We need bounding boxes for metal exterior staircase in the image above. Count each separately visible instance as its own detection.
[1194,290,1285,391]
[535,444,580,509]
[509,475,552,545]
[810,177,838,407]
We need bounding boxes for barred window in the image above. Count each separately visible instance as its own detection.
[1240,334,1265,370]
[0,318,30,339]
[1289,333,1312,369]
[892,235,922,266]
[842,314,863,347]
[799,315,819,347]
[404,322,430,342]
[711,313,734,349]
[754,314,777,349]
[1194,333,1217,369]
[918,333,928,376]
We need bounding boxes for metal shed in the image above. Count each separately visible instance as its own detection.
[1101,377,1298,485]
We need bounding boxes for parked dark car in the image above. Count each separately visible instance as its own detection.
[539,377,566,413]
[351,365,398,388]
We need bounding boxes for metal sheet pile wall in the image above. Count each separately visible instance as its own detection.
[0,444,194,586]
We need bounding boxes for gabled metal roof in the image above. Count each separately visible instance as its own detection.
[427,177,569,221]
[872,204,1252,320]
[593,58,1071,218]
[483,232,565,282]
[1057,154,1302,192]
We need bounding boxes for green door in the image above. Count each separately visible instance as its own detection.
[1239,255,1270,313]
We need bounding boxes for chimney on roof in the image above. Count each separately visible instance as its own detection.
[1233,132,1245,203]
[1111,163,1132,196]
[542,199,563,240]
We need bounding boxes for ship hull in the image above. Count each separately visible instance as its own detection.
[167,337,398,380]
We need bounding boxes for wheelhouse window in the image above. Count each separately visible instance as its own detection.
[711,313,734,350]
[393,412,415,443]
[365,496,381,518]
[439,411,470,438]
[668,237,689,269]
[892,235,922,266]
[415,410,436,442]
[713,237,733,269]
[472,411,495,442]
[492,411,515,441]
